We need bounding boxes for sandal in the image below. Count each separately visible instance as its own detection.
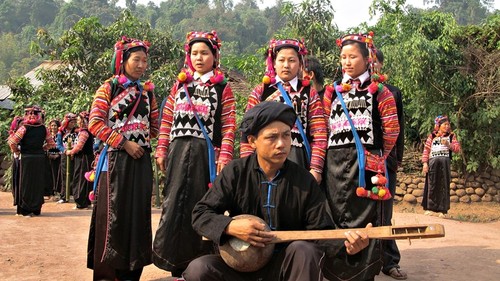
[386,267,408,280]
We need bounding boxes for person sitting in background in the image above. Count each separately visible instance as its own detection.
[241,38,327,184]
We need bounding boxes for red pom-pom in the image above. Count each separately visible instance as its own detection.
[118,75,127,84]
[356,187,367,197]
[88,191,95,201]
[378,176,387,185]
[210,74,224,84]
[208,182,213,188]
[368,82,379,93]
[143,81,155,91]
[302,79,310,87]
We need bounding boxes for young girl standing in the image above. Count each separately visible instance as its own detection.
[322,32,400,281]
[240,38,327,184]
[152,30,236,277]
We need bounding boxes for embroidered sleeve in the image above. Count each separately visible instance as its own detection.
[69,130,89,154]
[149,92,160,139]
[7,126,26,152]
[217,83,236,166]
[377,86,400,158]
[449,133,461,153]
[155,84,177,158]
[322,85,334,125]
[421,134,433,163]
[240,84,264,158]
[88,82,125,149]
[44,128,56,150]
[307,89,327,174]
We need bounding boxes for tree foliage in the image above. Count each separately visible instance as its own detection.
[371,0,499,171]
[1,0,498,171]
[282,0,341,81]
[8,10,182,125]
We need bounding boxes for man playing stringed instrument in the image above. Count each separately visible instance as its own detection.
[182,101,371,281]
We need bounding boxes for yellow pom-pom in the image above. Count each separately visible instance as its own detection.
[262,75,271,84]
[378,189,386,198]
[89,172,95,182]
[178,72,187,82]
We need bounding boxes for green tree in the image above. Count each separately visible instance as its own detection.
[281,0,341,81]
[9,10,182,124]
[424,0,493,25]
[371,0,499,171]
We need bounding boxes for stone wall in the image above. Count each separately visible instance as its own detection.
[395,169,500,204]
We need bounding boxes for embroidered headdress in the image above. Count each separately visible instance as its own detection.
[78,111,90,130]
[110,36,150,76]
[434,115,450,133]
[9,116,24,135]
[23,105,43,125]
[177,30,225,85]
[59,112,77,133]
[335,31,387,94]
[262,38,309,85]
[110,36,154,91]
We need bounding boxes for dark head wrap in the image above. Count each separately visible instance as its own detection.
[240,101,297,143]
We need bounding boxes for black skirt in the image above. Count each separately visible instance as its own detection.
[322,146,382,281]
[152,137,215,272]
[422,156,451,213]
[87,149,153,275]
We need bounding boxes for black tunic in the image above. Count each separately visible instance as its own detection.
[18,125,49,215]
[192,154,342,256]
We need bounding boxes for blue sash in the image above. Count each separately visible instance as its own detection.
[276,82,311,164]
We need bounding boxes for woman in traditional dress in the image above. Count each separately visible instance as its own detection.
[322,32,400,281]
[8,116,23,207]
[55,113,77,203]
[46,119,63,198]
[240,38,327,184]
[421,115,461,218]
[65,111,94,209]
[7,105,55,217]
[87,36,159,281]
[152,30,236,277]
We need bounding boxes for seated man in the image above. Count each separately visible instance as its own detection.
[182,101,370,281]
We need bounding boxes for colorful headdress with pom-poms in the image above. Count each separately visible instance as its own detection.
[110,36,151,76]
[23,105,43,125]
[59,112,77,133]
[335,31,388,95]
[78,111,90,130]
[9,116,24,136]
[434,115,450,133]
[177,30,226,85]
[262,38,309,85]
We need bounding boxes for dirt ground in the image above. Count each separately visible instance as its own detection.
[0,191,499,281]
